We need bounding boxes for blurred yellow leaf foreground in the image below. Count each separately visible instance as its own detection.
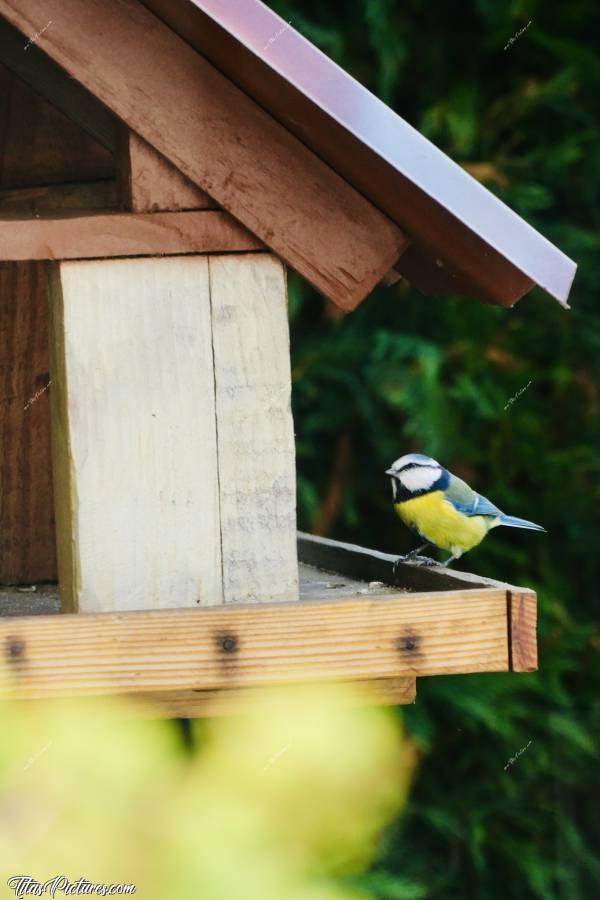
[0,682,416,899]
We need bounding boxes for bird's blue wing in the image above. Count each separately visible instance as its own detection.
[448,494,503,517]
[444,475,503,518]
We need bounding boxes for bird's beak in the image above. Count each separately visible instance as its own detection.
[385,468,395,476]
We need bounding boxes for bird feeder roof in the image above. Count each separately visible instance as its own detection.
[145,0,576,309]
[0,0,576,311]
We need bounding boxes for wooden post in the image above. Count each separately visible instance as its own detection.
[210,254,298,604]
[48,251,298,612]
[49,255,223,612]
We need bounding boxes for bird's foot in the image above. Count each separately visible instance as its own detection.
[407,554,440,567]
[394,554,439,572]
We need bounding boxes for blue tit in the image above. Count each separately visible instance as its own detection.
[386,453,545,565]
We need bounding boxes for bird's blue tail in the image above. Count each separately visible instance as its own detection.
[499,514,546,532]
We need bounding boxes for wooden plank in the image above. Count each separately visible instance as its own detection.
[0,62,114,189]
[0,180,118,213]
[118,128,216,212]
[0,210,264,260]
[0,262,56,584]
[48,256,224,612]
[297,532,516,592]
[0,0,408,311]
[209,254,299,604]
[0,587,510,699]
[508,590,537,672]
[0,19,116,151]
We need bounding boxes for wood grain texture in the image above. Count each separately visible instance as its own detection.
[0,0,407,310]
[48,256,223,612]
[0,180,118,213]
[118,128,216,212]
[0,262,56,583]
[0,62,114,189]
[0,210,264,260]
[508,590,537,672]
[0,587,510,699]
[210,255,299,604]
[297,532,517,592]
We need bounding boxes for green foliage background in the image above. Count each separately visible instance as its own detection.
[268,0,600,897]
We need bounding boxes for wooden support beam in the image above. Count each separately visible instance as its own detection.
[0,210,264,260]
[0,262,57,584]
[0,587,511,700]
[209,255,298,604]
[0,18,116,151]
[48,255,224,612]
[118,128,216,212]
[0,0,408,310]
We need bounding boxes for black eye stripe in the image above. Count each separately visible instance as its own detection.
[398,463,438,473]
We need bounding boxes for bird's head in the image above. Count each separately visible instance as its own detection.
[385,453,445,501]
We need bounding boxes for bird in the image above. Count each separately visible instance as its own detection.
[386,453,545,566]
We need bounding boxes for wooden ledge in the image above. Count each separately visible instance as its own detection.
[0,210,264,260]
[0,536,537,717]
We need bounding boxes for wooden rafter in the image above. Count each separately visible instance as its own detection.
[0,0,408,310]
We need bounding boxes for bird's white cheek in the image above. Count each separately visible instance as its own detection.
[398,467,441,492]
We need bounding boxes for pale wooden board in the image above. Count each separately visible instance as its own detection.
[0,0,407,310]
[0,210,263,260]
[48,256,223,612]
[0,262,56,583]
[209,254,299,604]
[118,129,216,212]
[0,587,510,700]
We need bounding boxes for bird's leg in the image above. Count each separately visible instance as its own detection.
[404,543,430,560]
[439,553,458,567]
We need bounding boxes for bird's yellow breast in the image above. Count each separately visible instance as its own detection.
[394,491,490,554]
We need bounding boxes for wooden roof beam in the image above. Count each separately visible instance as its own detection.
[0,0,408,310]
[0,210,263,260]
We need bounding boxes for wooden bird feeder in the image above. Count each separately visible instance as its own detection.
[0,0,575,716]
